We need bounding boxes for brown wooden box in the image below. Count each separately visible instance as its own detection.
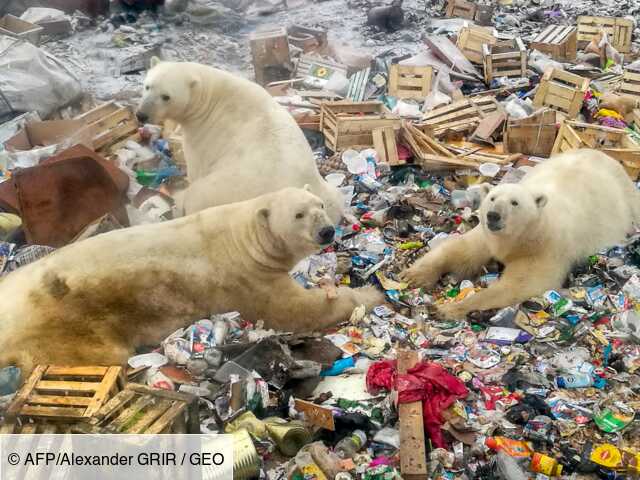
[388,65,433,99]
[249,27,291,85]
[373,127,402,166]
[619,69,640,100]
[75,101,139,153]
[320,101,401,152]
[456,23,496,64]
[6,365,124,422]
[552,120,640,179]
[530,25,577,62]
[577,16,633,53]
[532,68,590,119]
[73,383,199,434]
[482,38,527,85]
[420,96,501,137]
[445,0,476,20]
[504,109,558,157]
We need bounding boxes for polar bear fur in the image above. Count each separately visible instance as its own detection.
[0,188,382,374]
[403,149,640,319]
[135,59,344,223]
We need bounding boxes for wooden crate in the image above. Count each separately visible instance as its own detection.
[249,27,291,85]
[619,69,640,100]
[388,65,433,99]
[445,0,476,20]
[0,14,43,45]
[75,101,139,152]
[504,109,558,157]
[552,121,640,179]
[420,96,501,137]
[320,101,401,152]
[577,16,633,53]
[533,68,590,119]
[482,38,527,84]
[73,383,199,434]
[456,23,496,64]
[6,365,124,422]
[373,126,402,166]
[530,25,577,61]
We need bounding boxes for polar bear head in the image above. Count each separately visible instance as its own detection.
[479,183,547,237]
[257,187,335,260]
[135,57,199,124]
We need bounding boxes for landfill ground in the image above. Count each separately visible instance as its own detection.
[0,0,640,479]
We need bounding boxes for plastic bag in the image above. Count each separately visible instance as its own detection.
[423,69,452,113]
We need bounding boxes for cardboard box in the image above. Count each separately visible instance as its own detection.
[0,14,43,45]
[4,119,93,152]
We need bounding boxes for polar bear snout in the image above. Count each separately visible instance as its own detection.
[317,226,335,245]
[135,111,149,123]
[486,211,502,231]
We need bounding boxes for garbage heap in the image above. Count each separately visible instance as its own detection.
[0,0,639,479]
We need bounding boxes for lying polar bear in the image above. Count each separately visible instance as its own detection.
[135,58,344,223]
[0,187,382,374]
[403,149,640,319]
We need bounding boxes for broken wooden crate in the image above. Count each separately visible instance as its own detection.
[618,69,640,101]
[445,0,476,20]
[456,23,496,64]
[420,96,501,138]
[75,101,139,152]
[373,126,402,166]
[0,421,73,434]
[482,38,527,85]
[73,383,199,434]
[388,65,433,99]
[577,15,633,53]
[504,109,558,157]
[529,25,577,62]
[552,120,640,179]
[532,68,590,119]
[320,101,400,152]
[6,365,124,422]
[249,27,291,85]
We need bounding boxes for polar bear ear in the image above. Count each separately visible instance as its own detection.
[535,193,548,209]
[303,184,312,192]
[150,56,161,69]
[189,75,200,89]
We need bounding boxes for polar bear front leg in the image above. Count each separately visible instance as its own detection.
[402,226,491,289]
[437,257,566,320]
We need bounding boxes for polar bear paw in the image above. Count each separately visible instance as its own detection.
[353,286,386,310]
[436,301,469,321]
[401,263,440,289]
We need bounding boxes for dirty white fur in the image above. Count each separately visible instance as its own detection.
[403,149,640,319]
[136,59,344,223]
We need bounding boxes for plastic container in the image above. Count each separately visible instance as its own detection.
[479,162,501,177]
[335,430,367,459]
[555,373,593,388]
[531,452,563,476]
[485,437,533,458]
[320,357,356,376]
[295,451,328,480]
[325,172,346,187]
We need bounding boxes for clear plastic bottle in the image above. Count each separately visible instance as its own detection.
[335,430,367,459]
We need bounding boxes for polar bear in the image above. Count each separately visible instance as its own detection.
[0,187,382,374]
[403,149,640,320]
[135,59,344,223]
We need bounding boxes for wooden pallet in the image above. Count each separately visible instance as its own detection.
[75,101,139,152]
[445,0,476,20]
[482,38,527,84]
[577,16,633,53]
[373,126,401,166]
[6,365,124,422]
[73,383,199,434]
[456,22,496,64]
[530,25,577,61]
[552,120,640,179]
[388,65,433,99]
[249,27,291,85]
[504,109,558,157]
[532,68,590,119]
[619,69,640,100]
[420,96,501,138]
[320,101,401,152]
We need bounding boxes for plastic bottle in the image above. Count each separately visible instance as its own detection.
[555,372,593,388]
[334,430,367,459]
[531,452,563,476]
[294,451,328,480]
[485,437,533,458]
[495,451,529,480]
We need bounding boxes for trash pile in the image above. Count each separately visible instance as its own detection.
[0,0,640,479]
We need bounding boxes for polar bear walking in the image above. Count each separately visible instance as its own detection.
[0,188,382,374]
[135,59,344,222]
[403,149,640,319]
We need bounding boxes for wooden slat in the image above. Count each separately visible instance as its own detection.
[28,395,93,407]
[84,366,122,417]
[399,350,427,480]
[45,366,109,377]
[7,365,47,416]
[127,399,173,434]
[35,381,101,393]
[91,389,136,423]
[76,101,118,124]
[144,402,186,434]
[20,406,86,419]
[108,396,155,432]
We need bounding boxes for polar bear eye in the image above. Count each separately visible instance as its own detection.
[145,85,150,91]
[490,197,495,202]
[161,94,171,102]
[296,212,304,219]
[511,200,519,206]
[320,203,325,209]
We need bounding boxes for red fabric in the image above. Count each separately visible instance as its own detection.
[366,360,468,449]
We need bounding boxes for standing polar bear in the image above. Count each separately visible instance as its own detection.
[135,59,344,222]
[403,149,640,319]
[0,188,382,374]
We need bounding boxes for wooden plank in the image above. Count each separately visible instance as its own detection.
[91,389,136,423]
[144,402,186,434]
[7,365,47,416]
[45,366,109,377]
[127,399,173,434]
[35,381,101,393]
[108,396,155,432]
[399,350,427,480]
[76,101,118,124]
[84,366,122,418]
[28,395,93,407]
[20,406,86,419]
